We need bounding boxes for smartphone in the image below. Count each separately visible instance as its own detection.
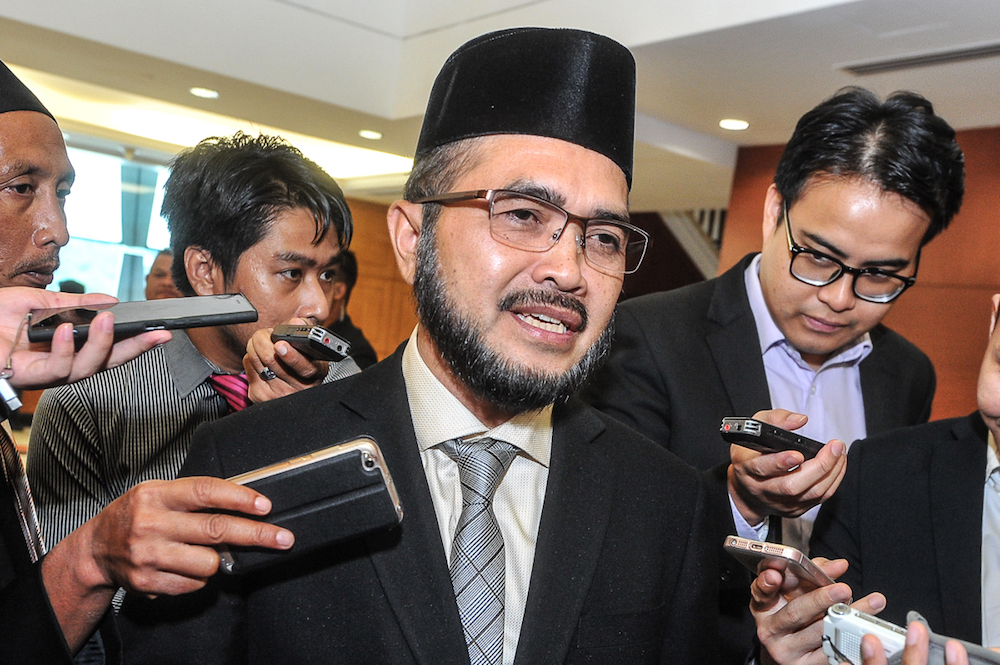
[218,437,403,574]
[271,324,350,361]
[723,535,835,588]
[27,293,258,343]
[720,416,824,459]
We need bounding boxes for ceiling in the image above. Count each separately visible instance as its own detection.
[2,0,999,211]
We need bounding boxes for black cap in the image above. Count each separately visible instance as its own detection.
[0,60,54,121]
[415,27,636,188]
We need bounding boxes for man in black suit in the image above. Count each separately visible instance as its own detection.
[117,27,717,665]
[0,61,293,663]
[581,88,965,663]
[748,292,1000,664]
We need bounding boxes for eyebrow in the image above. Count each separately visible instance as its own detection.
[0,160,76,186]
[504,179,631,225]
[272,251,326,268]
[798,228,912,270]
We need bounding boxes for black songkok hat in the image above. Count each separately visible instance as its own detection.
[0,59,55,121]
[415,27,636,188]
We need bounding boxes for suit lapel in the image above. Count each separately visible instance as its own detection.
[859,327,897,434]
[513,400,612,665]
[930,414,987,641]
[706,256,772,416]
[343,352,469,665]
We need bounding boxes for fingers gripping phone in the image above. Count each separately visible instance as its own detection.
[723,535,835,588]
[720,417,825,459]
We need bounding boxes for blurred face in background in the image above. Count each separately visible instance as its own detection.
[145,252,181,300]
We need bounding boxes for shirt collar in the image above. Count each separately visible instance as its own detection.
[744,253,873,370]
[987,430,1000,485]
[163,330,217,398]
[401,327,552,467]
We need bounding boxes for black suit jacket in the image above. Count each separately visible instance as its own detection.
[580,253,936,663]
[0,437,123,664]
[119,346,719,664]
[582,253,935,470]
[811,413,986,644]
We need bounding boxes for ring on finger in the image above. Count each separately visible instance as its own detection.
[259,367,277,381]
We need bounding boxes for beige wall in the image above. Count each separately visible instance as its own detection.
[720,127,1000,421]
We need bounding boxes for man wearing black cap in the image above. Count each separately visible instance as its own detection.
[0,60,295,663]
[118,27,717,665]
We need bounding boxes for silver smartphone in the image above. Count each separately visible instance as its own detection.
[27,293,258,343]
[723,535,835,588]
[219,437,403,574]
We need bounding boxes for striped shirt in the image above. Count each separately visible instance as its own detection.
[25,330,359,546]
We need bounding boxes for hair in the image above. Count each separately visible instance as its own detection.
[163,132,353,295]
[773,87,964,245]
[332,249,359,306]
[402,136,486,234]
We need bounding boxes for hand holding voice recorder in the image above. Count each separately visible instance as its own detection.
[720,417,824,460]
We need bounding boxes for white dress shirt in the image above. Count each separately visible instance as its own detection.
[982,431,1000,647]
[402,328,551,665]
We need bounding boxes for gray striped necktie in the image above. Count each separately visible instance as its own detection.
[441,437,517,665]
[0,424,44,562]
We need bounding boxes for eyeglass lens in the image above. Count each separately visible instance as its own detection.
[489,191,641,273]
[790,252,906,301]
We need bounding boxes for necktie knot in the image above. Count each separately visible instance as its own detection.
[440,437,517,507]
[208,373,250,413]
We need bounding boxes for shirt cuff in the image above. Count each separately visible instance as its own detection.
[730,492,770,541]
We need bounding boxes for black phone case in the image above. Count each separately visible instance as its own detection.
[220,439,403,574]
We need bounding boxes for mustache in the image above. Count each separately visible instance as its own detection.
[497,289,588,331]
[13,253,60,276]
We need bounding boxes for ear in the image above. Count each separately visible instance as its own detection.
[990,294,1000,337]
[762,184,784,242]
[387,200,424,286]
[184,246,226,296]
[331,281,348,301]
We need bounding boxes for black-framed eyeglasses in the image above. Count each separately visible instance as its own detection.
[783,203,917,304]
[413,189,650,275]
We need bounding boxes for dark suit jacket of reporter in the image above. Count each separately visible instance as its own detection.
[0,478,122,663]
[119,344,719,665]
[581,253,935,471]
[811,413,987,644]
[580,253,936,663]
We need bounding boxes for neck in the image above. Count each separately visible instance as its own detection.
[414,328,515,429]
[187,326,244,373]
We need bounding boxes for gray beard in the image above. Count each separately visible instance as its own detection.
[412,224,614,415]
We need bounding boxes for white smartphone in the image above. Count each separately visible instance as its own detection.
[723,535,835,588]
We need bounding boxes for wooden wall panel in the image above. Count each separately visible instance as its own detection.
[343,198,418,361]
[719,126,1000,421]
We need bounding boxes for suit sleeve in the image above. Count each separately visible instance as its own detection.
[117,422,248,665]
[810,442,864,594]
[580,304,674,446]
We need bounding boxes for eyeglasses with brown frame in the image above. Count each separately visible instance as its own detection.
[413,189,650,275]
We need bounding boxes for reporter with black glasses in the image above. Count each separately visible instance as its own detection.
[581,87,965,665]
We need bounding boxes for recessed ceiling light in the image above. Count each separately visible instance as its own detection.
[358,129,382,140]
[719,118,749,131]
[189,87,220,99]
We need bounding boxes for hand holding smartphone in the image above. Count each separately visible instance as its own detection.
[724,535,835,589]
